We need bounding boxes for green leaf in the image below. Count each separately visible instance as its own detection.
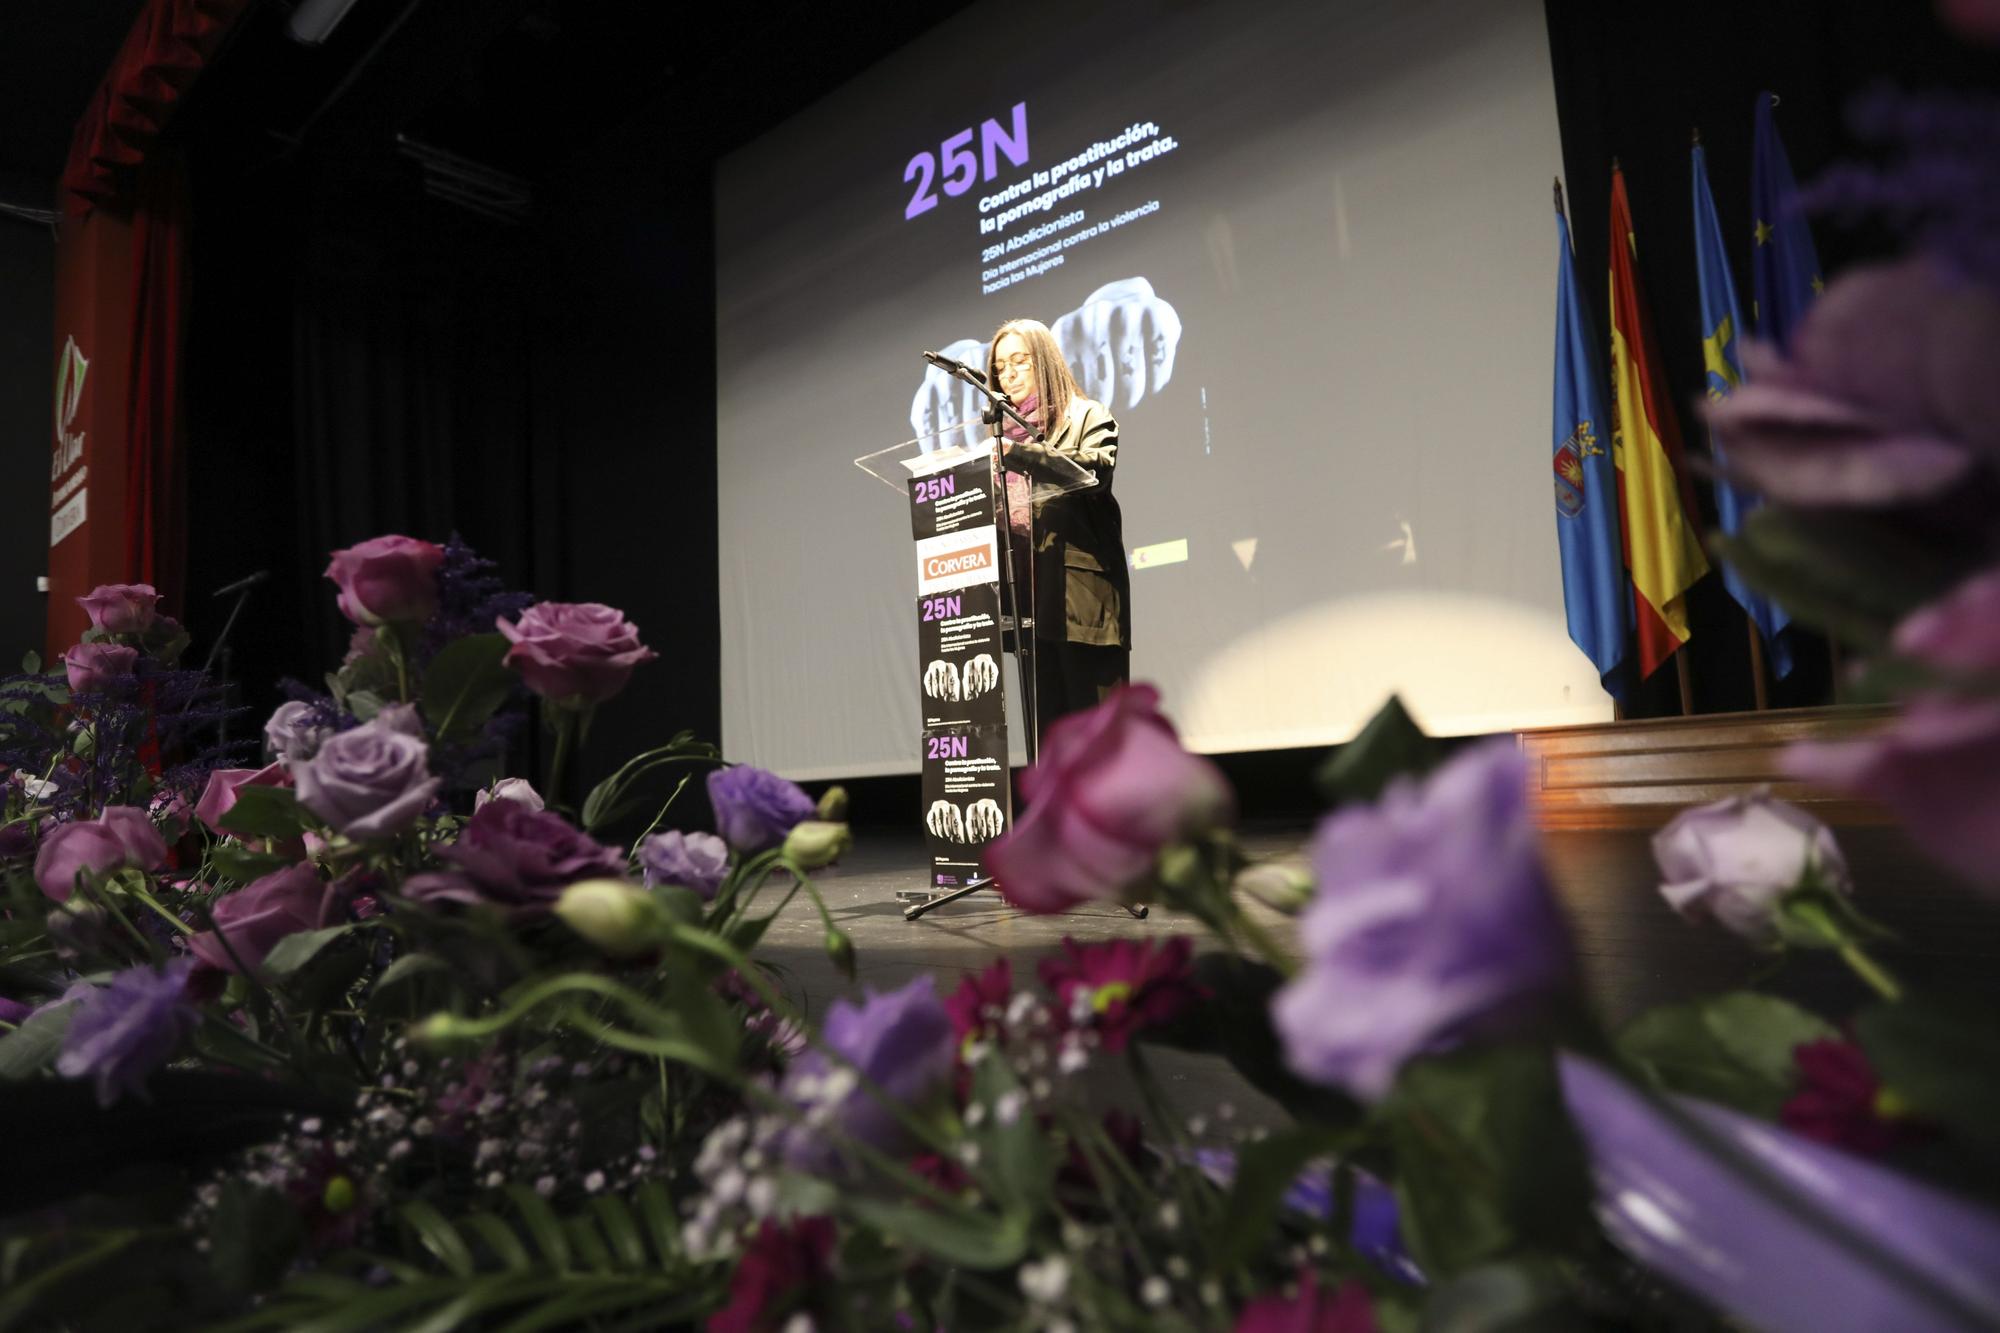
[19,650,39,674]
[506,1185,572,1273]
[346,690,388,723]
[1618,992,1836,1118]
[1857,995,2000,1168]
[633,1181,677,1266]
[1315,694,1440,806]
[421,634,516,743]
[216,784,311,840]
[1385,1044,1592,1277]
[210,1180,307,1299]
[589,1196,647,1270]
[459,1213,531,1272]
[261,924,358,977]
[564,1215,612,1273]
[1712,508,1963,653]
[0,1000,74,1080]
[400,1200,475,1278]
[969,1058,1055,1214]
[370,951,451,1000]
[845,1198,1029,1269]
[1205,1123,1352,1270]
[210,844,295,882]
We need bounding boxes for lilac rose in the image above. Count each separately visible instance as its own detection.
[324,534,446,626]
[474,777,545,813]
[34,806,169,902]
[403,800,625,914]
[76,583,161,635]
[188,863,340,974]
[1702,257,2000,507]
[985,684,1233,913]
[294,716,440,840]
[497,602,658,706]
[781,975,955,1170]
[55,958,198,1106]
[1784,567,2000,890]
[706,766,816,854]
[637,829,729,898]
[1654,793,1852,942]
[63,641,139,694]
[1272,739,1574,1101]
[264,700,334,764]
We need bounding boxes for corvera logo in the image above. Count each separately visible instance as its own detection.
[924,545,991,579]
[52,335,88,479]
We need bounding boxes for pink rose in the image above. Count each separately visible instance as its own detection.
[63,642,139,694]
[76,583,161,635]
[323,534,445,626]
[1654,793,1851,941]
[475,778,545,812]
[497,602,658,706]
[195,763,294,837]
[985,684,1233,912]
[34,807,168,902]
[188,863,339,974]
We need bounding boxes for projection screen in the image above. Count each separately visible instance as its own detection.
[716,0,1612,779]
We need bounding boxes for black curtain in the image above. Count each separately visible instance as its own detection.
[1540,0,1999,717]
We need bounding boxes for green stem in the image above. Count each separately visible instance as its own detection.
[546,708,579,810]
[129,886,195,936]
[1838,941,1903,1003]
[1231,905,1296,979]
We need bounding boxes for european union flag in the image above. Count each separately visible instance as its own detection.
[1752,92,1823,349]
[1694,142,1794,677]
[1551,187,1628,698]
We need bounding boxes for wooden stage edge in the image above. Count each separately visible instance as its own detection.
[1514,704,1897,831]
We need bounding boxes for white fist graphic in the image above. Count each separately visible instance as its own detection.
[924,658,960,701]
[925,800,966,843]
[960,653,1000,699]
[964,798,1005,841]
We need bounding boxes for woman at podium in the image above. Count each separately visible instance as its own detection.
[986,318,1132,735]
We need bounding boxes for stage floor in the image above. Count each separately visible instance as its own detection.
[747,820,2000,1129]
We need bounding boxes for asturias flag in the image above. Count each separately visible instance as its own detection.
[1751,91,1824,349]
[1608,166,1709,678]
[1693,141,1793,677]
[1551,187,1629,698]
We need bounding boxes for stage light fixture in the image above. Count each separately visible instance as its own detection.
[287,0,365,45]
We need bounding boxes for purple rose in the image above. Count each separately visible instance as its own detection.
[1234,1274,1380,1333]
[637,829,729,898]
[148,788,192,841]
[497,602,658,706]
[403,800,625,914]
[195,763,294,837]
[781,975,954,1170]
[295,717,440,840]
[324,534,446,626]
[55,958,198,1107]
[985,684,1234,913]
[474,777,545,813]
[264,700,334,764]
[1272,739,1574,1101]
[1654,793,1851,941]
[34,806,169,902]
[1785,568,2000,891]
[189,863,339,974]
[62,641,139,695]
[76,583,161,635]
[706,766,816,854]
[1702,258,2000,506]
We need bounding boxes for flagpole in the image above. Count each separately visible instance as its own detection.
[1745,616,1770,710]
[1675,651,1695,716]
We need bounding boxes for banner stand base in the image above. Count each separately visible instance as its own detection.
[901,878,1150,923]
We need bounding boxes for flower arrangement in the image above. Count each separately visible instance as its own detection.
[6,25,2000,1330]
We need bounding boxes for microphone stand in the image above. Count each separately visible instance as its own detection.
[905,358,1145,923]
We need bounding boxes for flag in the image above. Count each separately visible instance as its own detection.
[1551,185,1629,697]
[1751,91,1824,348]
[1693,142,1794,677]
[1608,166,1709,678]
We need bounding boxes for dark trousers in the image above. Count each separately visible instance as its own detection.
[1033,639,1130,741]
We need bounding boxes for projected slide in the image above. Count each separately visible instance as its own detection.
[717,0,1608,779]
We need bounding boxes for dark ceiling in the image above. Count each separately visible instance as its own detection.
[0,0,148,184]
[1,0,977,205]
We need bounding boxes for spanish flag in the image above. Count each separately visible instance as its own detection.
[1608,166,1707,677]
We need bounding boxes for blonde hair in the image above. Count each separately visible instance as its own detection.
[987,318,1081,435]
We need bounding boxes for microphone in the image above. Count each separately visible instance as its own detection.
[922,350,986,384]
[212,569,271,598]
